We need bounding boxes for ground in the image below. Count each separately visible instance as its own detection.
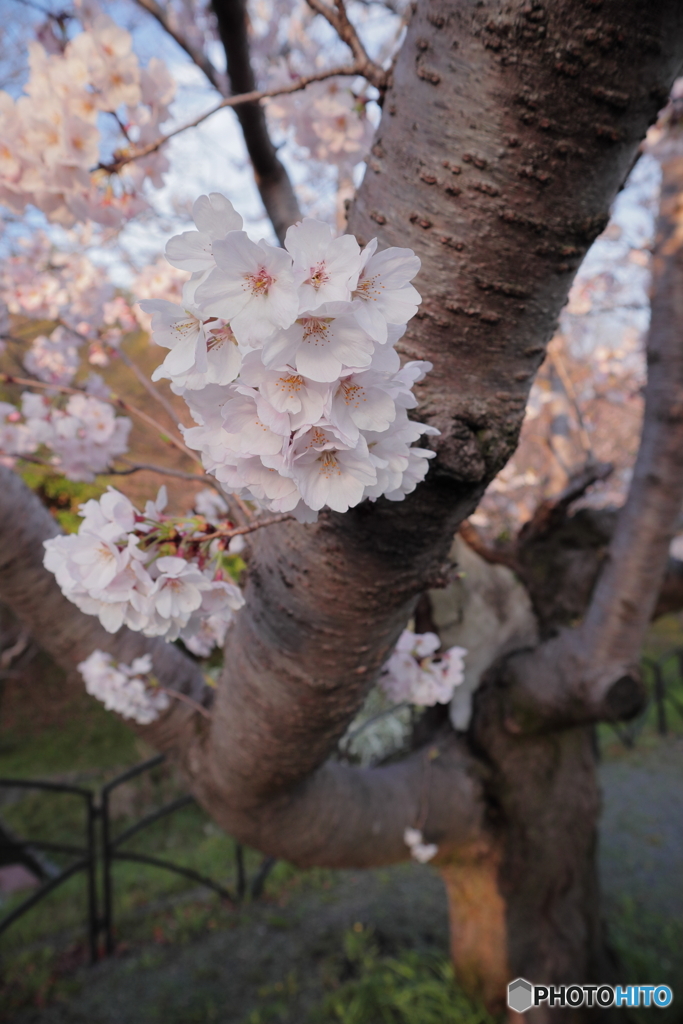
[0,622,682,1023]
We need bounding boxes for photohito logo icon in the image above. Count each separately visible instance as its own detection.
[508,979,534,1013]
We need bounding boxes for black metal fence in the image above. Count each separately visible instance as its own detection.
[610,646,683,748]
[0,753,275,961]
[1,646,681,959]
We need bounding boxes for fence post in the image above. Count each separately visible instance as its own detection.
[653,661,668,736]
[86,792,99,964]
[100,785,114,955]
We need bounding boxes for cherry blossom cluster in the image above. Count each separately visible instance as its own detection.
[268,78,374,172]
[0,6,174,227]
[78,650,170,724]
[0,232,137,381]
[43,486,244,645]
[0,392,131,481]
[140,193,437,518]
[378,630,466,707]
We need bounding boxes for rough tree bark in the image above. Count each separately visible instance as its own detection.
[1,0,683,1017]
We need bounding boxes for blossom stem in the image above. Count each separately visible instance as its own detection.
[157,686,212,719]
[201,513,294,541]
[107,461,211,484]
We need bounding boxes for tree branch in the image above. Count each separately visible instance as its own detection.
[502,151,683,731]
[0,466,485,866]
[304,0,387,90]
[0,372,200,466]
[98,65,361,181]
[210,0,303,243]
[3,0,683,871]
[132,0,225,94]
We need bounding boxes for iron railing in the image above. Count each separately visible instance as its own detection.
[610,647,683,748]
[0,754,275,961]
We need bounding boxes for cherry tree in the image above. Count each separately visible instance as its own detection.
[1,0,683,1014]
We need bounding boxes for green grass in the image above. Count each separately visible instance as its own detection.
[607,897,683,1024]
[306,927,496,1024]
[18,463,107,533]
[0,697,139,778]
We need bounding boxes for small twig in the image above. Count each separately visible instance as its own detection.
[305,0,386,89]
[55,320,194,449]
[202,512,294,541]
[114,345,184,428]
[96,64,375,174]
[547,346,594,457]
[231,493,255,523]
[0,629,31,670]
[458,520,518,571]
[158,686,212,719]
[110,110,132,143]
[108,461,209,484]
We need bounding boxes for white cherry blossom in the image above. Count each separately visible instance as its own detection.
[238,352,328,435]
[353,240,422,343]
[165,192,243,274]
[290,430,378,512]
[403,827,438,864]
[195,232,298,343]
[193,488,228,520]
[78,650,170,725]
[45,487,244,645]
[379,629,466,706]
[140,297,208,381]
[285,218,362,311]
[263,302,374,383]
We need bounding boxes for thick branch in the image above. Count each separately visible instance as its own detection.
[503,153,683,731]
[0,467,485,866]
[211,0,301,243]
[204,0,683,792]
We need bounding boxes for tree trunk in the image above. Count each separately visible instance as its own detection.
[465,703,612,1020]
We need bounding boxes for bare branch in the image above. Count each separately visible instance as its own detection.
[113,344,184,428]
[305,0,387,89]
[157,685,213,719]
[578,154,683,686]
[132,0,225,94]
[97,65,365,180]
